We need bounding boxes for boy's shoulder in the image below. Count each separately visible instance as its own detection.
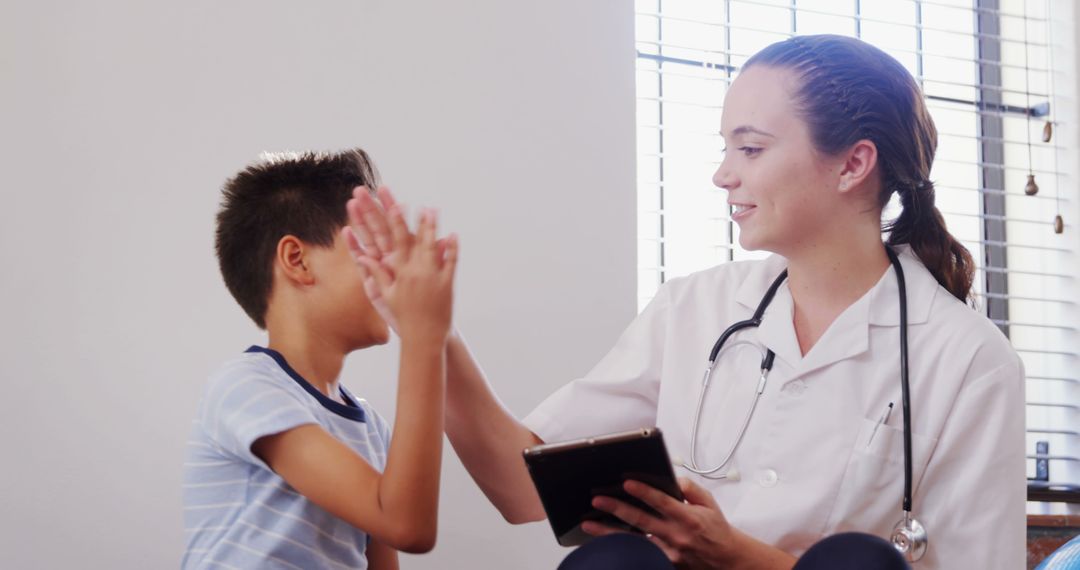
[203,347,302,400]
[209,345,283,377]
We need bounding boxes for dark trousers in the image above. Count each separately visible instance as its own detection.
[557,532,911,570]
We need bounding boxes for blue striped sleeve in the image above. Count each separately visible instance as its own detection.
[201,370,320,470]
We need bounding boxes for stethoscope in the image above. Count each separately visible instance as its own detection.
[681,246,928,563]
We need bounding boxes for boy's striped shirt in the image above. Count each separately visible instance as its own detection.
[182,346,390,570]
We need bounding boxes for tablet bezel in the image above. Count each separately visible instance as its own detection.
[522,427,685,547]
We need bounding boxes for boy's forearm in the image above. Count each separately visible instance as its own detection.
[378,338,446,552]
[444,331,545,523]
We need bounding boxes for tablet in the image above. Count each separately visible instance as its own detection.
[522,427,685,547]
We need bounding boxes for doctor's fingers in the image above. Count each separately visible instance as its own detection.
[591,496,676,540]
[676,478,721,510]
[623,480,700,527]
[579,520,630,539]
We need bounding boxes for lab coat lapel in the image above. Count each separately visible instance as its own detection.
[868,245,936,326]
[734,255,803,367]
[753,284,805,368]
[797,292,872,376]
[756,283,873,377]
[730,246,934,379]
[734,254,874,376]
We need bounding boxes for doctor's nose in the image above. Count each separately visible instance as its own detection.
[713,162,739,191]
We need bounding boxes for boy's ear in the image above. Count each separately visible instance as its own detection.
[276,235,316,286]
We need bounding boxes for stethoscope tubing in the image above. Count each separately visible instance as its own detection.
[687,247,914,518]
[886,246,914,515]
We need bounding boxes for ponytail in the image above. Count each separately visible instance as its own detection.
[885,180,974,303]
[745,35,975,304]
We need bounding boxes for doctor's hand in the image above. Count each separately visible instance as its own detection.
[584,477,796,570]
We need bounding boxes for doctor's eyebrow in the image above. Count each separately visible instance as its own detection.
[719,125,777,139]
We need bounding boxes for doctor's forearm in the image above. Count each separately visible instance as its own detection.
[444,330,546,523]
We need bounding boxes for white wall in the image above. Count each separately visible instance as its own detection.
[0,1,636,568]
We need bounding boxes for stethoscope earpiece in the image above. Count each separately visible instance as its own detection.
[891,513,928,563]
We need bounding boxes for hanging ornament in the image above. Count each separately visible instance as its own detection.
[1024,174,1039,196]
[1021,5,1038,196]
[1045,2,1064,235]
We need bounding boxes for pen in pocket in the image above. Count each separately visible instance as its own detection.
[867,402,894,447]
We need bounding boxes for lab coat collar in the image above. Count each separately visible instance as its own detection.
[750,278,875,372]
[734,254,789,312]
[733,254,807,368]
[732,246,937,325]
[867,244,938,327]
[732,245,937,371]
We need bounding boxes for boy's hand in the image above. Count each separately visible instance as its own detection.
[344,186,457,345]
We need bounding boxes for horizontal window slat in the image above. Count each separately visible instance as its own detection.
[990,320,1078,332]
[975,267,1074,280]
[641,208,1066,232]
[639,0,1049,23]
[636,4,1049,46]
[1015,348,1079,357]
[636,123,1069,159]
[1026,429,1080,436]
[1026,376,1079,383]
[972,239,1071,253]
[637,37,1051,74]
[636,57,1053,101]
[976,293,1074,305]
[1026,402,1080,410]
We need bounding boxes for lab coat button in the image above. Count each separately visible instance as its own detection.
[758,469,779,487]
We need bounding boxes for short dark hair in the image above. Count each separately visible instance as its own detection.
[215,148,380,328]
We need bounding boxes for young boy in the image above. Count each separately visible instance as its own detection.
[183,149,458,569]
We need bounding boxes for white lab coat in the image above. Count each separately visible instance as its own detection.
[524,246,1026,569]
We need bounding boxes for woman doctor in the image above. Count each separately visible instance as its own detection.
[347,35,1026,569]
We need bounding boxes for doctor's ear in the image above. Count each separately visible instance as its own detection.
[837,139,879,194]
[276,235,316,286]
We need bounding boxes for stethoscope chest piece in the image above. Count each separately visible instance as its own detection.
[891,513,927,562]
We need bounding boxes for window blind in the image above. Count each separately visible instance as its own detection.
[635,0,1079,494]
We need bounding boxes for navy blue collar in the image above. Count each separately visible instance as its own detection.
[245,346,366,422]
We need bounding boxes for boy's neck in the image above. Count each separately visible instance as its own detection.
[266,329,348,403]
